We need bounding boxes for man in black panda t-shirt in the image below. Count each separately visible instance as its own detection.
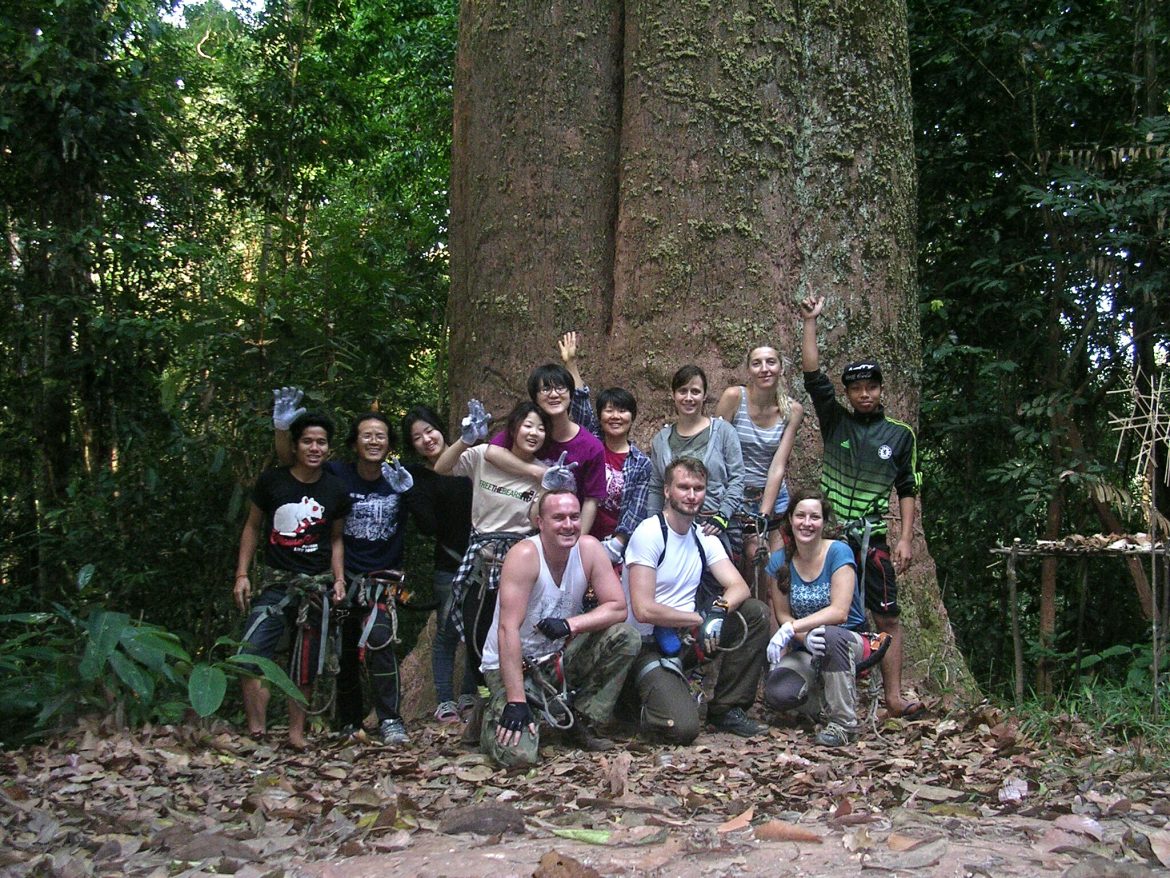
[233,412,351,750]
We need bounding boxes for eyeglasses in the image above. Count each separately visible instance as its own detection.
[539,386,568,397]
[359,432,389,442]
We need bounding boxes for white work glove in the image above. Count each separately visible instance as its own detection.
[381,459,414,493]
[272,386,306,431]
[767,621,795,667]
[806,625,828,658]
[541,451,579,492]
[460,399,492,445]
[600,536,624,564]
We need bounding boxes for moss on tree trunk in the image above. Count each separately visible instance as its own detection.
[446,0,976,703]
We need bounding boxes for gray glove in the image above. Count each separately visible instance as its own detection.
[381,459,414,493]
[600,536,624,564]
[541,451,579,492]
[460,399,492,445]
[272,386,306,431]
[806,625,828,657]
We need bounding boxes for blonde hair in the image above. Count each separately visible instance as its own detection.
[746,345,793,423]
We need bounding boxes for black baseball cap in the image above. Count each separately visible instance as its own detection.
[842,361,883,386]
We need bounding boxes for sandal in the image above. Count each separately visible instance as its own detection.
[890,700,926,720]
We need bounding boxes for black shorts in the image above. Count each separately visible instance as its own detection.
[849,535,900,618]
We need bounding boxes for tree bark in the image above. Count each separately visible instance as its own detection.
[448,0,975,700]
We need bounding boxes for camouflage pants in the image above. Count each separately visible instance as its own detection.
[481,623,640,767]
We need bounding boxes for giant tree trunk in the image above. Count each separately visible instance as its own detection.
[448,0,976,702]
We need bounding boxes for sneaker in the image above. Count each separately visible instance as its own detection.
[814,722,854,747]
[567,713,615,752]
[379,718,409,746]
[856,631,892,676]
[709,707,765,738]
[456,694,478,720]
[434,701,461,724]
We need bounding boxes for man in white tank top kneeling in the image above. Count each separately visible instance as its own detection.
[479,489,641,767]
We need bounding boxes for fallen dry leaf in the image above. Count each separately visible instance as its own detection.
[717,805,754,833]
[1053,814,1105,841]
[754,820,823,843]
[534,850,602,878]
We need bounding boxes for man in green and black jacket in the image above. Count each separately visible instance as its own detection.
[800,294,924,720]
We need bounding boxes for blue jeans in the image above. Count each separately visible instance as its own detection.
[432,570,477,703]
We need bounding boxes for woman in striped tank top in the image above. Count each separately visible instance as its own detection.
[716,345,804,582]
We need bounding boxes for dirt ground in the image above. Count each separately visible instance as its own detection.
[2,700,1169,878]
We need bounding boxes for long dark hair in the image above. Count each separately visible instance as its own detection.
[779,488,835,550]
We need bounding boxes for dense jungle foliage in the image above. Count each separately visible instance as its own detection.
[0,0,1166,742]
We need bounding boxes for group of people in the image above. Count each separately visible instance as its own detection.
[231,294,923,761]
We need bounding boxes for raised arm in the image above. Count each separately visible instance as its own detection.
[272,386,305,466]
[800,294,825,374]
[759,399,804,514]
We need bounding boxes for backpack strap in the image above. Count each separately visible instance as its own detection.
[655,512,708,570]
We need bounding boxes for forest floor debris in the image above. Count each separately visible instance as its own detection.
[2,704,1169,877]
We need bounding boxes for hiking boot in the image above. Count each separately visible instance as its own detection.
[709,707,765,738]
[434,701,461,724]
[814,722,854,748]
[567,713,615,752]
[379,718,409,746]
[856,631,892,676]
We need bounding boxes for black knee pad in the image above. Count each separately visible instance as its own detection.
[764,667,809,712]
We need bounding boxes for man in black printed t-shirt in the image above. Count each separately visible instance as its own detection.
[233,412,351,749]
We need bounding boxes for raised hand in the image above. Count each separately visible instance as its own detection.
[272,386,306,431]
[541,451,579,492]
[557,330,579,366]
[460,398,492,445]
[381,458,414,492]
[798,294,825,321]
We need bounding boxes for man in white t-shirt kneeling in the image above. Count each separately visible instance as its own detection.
[479,490,640,767]
[620,457,770,742]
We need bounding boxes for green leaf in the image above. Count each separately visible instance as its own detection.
[226,653,307,704]
[188,664,228,717]
[109,651,155,702]
[550,828,611,844]
[120,627,191,670]
[77,564,96,590]
[79,611,130,681]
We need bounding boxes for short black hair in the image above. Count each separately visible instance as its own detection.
[346,411,395,449]
[290,411,335,443]
[596,387,637,422]
[401,405,448,449]
[527,363,575,402]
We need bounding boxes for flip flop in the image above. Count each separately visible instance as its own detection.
[891,700,926,720]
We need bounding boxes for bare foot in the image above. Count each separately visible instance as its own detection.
[286,733,308,751]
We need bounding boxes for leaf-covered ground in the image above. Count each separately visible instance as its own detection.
[2,704,1169,877]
